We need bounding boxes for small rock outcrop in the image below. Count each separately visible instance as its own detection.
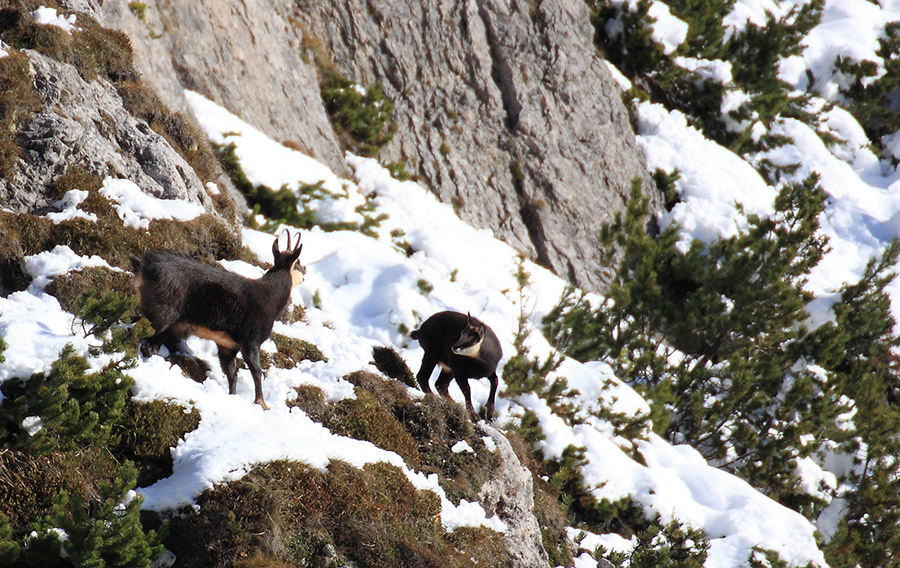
[478,423,552,568]
[0,50,218,216]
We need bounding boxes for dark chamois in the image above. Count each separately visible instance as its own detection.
[131,231,306,410]
[411,311,502,421]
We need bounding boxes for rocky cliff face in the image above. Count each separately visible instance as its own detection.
[293,0,655,290]
[0,48,219,216]
[91,0,654,292]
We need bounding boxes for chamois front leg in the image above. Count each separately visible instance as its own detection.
[454,376,480,422]
[485,372,498,421]
[242,344,269,410]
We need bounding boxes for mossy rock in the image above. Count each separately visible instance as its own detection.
[325,387,422,466]
[164,459,508,568]
[112,399,201,487]
[0,448,120,540]
[288,384,328,423]
[317,371,501,505]
[271,333,327,368]
[0,194,242,274]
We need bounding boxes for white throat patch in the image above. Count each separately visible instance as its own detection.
[290,263,305,288]
[452,336,484,358]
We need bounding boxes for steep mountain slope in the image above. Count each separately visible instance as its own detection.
[92,0,655,292]
[2,1,900,568]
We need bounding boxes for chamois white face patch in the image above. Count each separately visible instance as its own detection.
[452,336,483,358]
[290,262,306,287]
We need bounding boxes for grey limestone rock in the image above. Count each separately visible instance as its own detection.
[292,0,656,291]
[82,0,655,291]
[478,423,555,567]
[0,50,217,216]
[91,0,349,176]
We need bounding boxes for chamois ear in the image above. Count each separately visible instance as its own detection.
[290,243,303,263]
[272,236,281,258]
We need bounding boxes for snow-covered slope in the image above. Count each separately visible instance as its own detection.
[2,2,900,567]
[0,91,832,567]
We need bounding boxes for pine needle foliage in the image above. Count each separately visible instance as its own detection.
[810,240,900,567]
[546,175,900,566]
[590,0,824,153]
[600,517,709,568]
[0,286,173,568]
[545,176,836,514]
[321,74,394,157]
[831,22,900,159]
[0,345,132,454]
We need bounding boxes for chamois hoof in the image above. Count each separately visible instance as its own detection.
[139,339,159,358]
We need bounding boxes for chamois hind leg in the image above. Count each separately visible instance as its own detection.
[435,367,454,398]
[242,344,269,410]
[454,376,479,422]
[415,354,439,394]
[140,327,179,358]
[217,346,239,395]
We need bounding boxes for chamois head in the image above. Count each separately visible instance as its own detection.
[271,229,306,288]
[451,312,487,357]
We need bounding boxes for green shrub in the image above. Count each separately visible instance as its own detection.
[0,448,120,543]
[544,177,835,509]
[321,74,394,156]
[832,22,900,159]
[0,345,132,454]
[590,0,823,155]
[29,464,162,568]
[599,517,709,568]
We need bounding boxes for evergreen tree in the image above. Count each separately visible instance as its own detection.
[0,291,164,568]
[811,241,900,567]
[43,465,162,568]
[589,0,823,153]
[0,345,132,454]
[832,22,900,159]
[546,176,837,515]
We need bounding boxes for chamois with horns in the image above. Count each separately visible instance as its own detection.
[411,311,502,421]
[131,231,306,409]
